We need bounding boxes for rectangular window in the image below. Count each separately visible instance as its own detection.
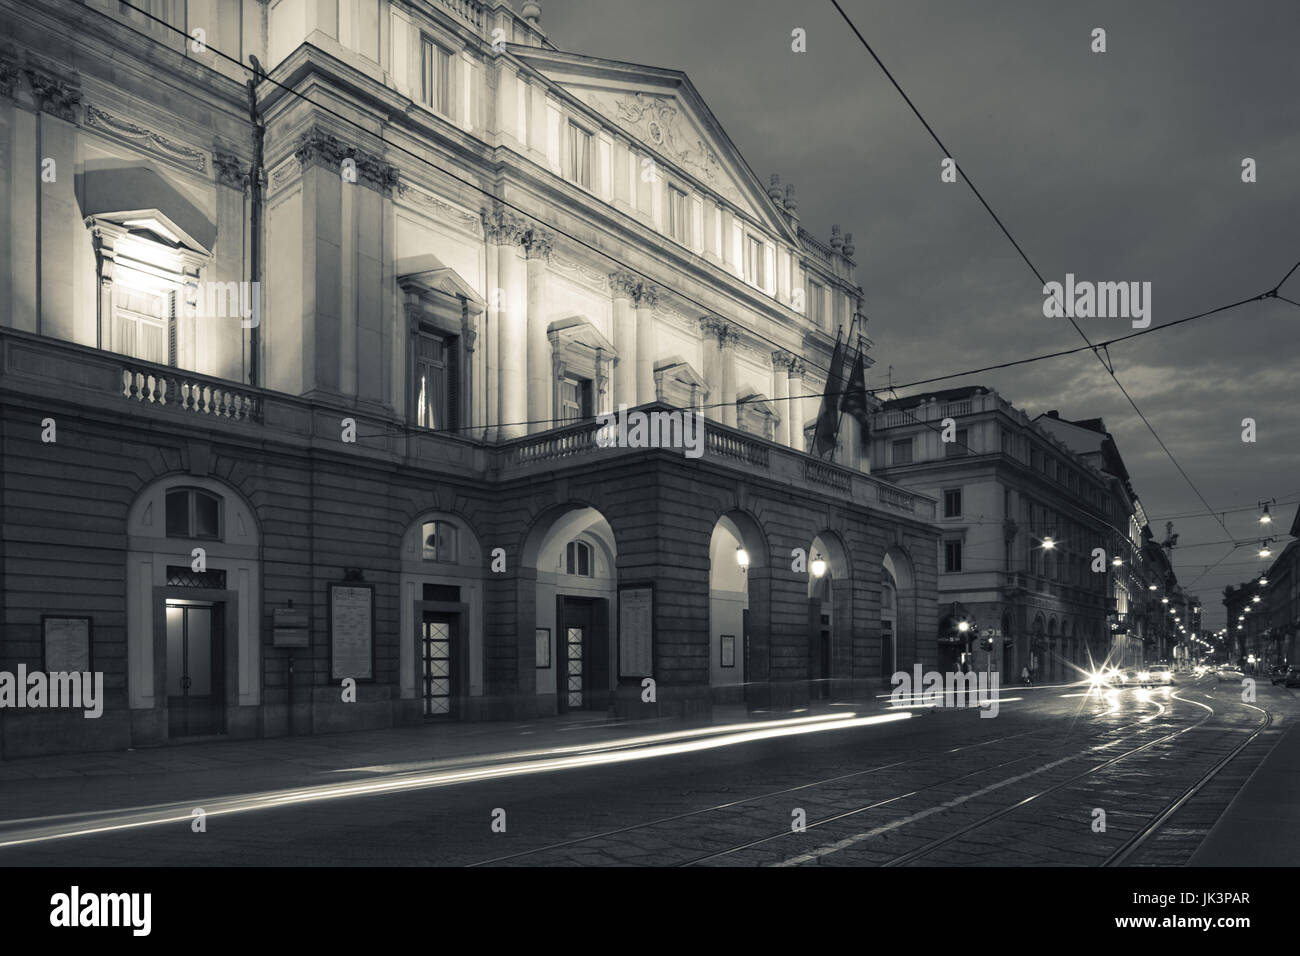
[945,428,969,457]
[421,37,450,114]
[944,488,962,518]
[414,331,458,430]
[568,123,592,188]
[891,438,913,465]
[559,375,593,423]
[945,540,963,573]
[808,279,825,327]
[112,274,174,365]
[668,186,689,244]
[745,236,763,286]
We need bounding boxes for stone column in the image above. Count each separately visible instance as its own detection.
[788,358,809,450]
[633,282,658,406]
[484,206,528,439]
[524,225,553,433]
[483,241,500,441]
[609,270,638,409]
[771,349,792,447]
[701,317,739,428]
[548,328,565,421]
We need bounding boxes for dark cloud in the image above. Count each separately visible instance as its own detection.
[540,0,1300,623]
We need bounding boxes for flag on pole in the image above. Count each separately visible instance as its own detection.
[811,330,846,456]
[839,349,871,437]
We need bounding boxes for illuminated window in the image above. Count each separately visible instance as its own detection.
[422,521,458,562]
[414,331,458,430]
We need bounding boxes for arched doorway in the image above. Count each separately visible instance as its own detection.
[807,532,850,701]
[525,506,618,714]
[882,547,917,682]
[1031,613,1046,681]
[126,474,260,742]
[1048,617,1060,682]
[399,511,484,719]
[708,511,767,708]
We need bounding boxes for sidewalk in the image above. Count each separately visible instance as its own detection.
[1190,709,1300,866]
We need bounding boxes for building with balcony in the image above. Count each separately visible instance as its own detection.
[1224,508,1300,672]
[0,0,939,756]
[870,386,1170,683]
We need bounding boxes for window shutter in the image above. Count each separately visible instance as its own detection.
[447,336,460,430]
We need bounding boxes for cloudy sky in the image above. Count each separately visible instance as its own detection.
[540,0,1300,627]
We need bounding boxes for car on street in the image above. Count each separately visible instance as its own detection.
[1272,665,1300,688]
[1216,666,1245,682]
[1134,665,1174,686]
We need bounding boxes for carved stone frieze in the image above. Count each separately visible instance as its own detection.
[85,105,206,172]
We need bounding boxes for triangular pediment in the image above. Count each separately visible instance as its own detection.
[511,49,798,243]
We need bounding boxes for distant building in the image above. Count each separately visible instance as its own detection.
[872,386,1130,682]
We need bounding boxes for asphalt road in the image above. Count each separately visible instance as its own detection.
[0,676,1291,866]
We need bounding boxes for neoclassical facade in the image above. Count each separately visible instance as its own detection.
[0,0,938,756]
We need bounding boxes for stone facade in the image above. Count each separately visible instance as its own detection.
[0,0,937,756]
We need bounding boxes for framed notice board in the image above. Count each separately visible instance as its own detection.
[42,616,93,672]
[618,583,654,679]
[329,582,375,681]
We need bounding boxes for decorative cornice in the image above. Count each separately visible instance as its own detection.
[608,269,640,299]
[522,225,554,262]
[398,185,482,236]
[700,315,738,347]
[212,149,248,191]
[85,105,206,173]
[24,67,81,122]
[0,51,20,101]
[632,282,658,308]
[481,203,529,246]
[293,128,399,196]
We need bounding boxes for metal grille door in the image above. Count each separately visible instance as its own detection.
[566,626,584,708]
[422,618,453,716]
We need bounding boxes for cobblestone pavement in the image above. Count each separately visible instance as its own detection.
[0,676,1293,866]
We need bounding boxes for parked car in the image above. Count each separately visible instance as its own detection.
[1216,666,1245,682]
[1273,666,1300,688]
[1270,665,1290,685]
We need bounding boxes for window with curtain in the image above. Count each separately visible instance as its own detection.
[414,331,458,430]
[566,541,592,576]
[744,236,763,285]
[112,267,174,366]
[568,123,591,188]
[668,186,689,244]
[559,375,592,423]
[421,36,451,114]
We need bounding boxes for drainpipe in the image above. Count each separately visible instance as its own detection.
[246,56,266,388]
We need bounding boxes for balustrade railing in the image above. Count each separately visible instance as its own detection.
[121,365,260,422]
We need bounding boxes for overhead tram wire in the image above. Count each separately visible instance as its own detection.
[827,0,1299,545]
[116,0,851,385]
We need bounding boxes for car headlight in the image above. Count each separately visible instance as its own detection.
[1138,671,1151,681]
[1160,671,1171,681]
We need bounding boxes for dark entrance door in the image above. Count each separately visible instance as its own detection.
[556,597,609,712]
[808,598,832,700]
[165,601,224,736]
[421,611,459,717]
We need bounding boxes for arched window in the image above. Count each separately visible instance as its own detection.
[422,521,459,562]
[165,487,222,539]
[565,540,592,576]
